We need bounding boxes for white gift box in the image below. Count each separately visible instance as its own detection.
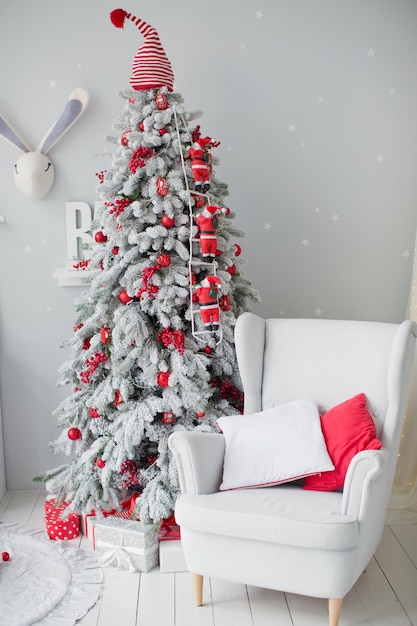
[159,540,188,573]
[94,517,159,572]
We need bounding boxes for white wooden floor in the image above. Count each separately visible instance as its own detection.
[1,490,417,626]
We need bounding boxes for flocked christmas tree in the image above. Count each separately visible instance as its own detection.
[37,9,259,524]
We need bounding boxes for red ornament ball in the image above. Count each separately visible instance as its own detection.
[68,427,81,441]
[96,459,106,468]
[157,372,170,387]
[94,231,107,243]
[157,253,171,267]
[89,408,101,418]
[138,122,145,131]
[161,215,175,228]
[196,412,206,419]
[120,130,131,146]
[2,552,10,561]
[118,290,133,305]
[203,346,213,354]
[112,246,119,255]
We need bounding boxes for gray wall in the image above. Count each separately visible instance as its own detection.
[0,0,416,490]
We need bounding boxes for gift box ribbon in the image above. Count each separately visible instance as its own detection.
[97,542,158,573]
[99,547,137,573]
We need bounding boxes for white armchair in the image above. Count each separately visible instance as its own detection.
[169,313,416,626]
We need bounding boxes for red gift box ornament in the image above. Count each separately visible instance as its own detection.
[157,177,169,196]
[162,411,174,424]
[155,92,168,110]
[100,326,111,344]
[157,371,170,387]
[44,499,80,541]
[220,295,231,311]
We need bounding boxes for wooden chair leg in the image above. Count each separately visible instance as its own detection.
[328,597,343,626]
[191,572,203,606]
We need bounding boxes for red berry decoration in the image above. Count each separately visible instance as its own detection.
[227,264,236,275]
[68,427,81,441]
[196,412,206,419]
[203,346,213,354]
[118,290,133,305]
[161,215,175,228]
[96,459,106,468]
[129,146,154,174]
[157,253,171,267]
[159,128,167,136]
[2,552,10,561]
[95,231,107,243]
[157,372,170,387]
[138,121,145,131]
[95,170,106,184]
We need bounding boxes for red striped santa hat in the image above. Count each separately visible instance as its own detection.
[110,8,174,92]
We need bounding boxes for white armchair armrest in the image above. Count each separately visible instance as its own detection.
[168,431,225,495]
[341,448,389,517]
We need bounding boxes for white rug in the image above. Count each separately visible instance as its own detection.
[0,522,103,626]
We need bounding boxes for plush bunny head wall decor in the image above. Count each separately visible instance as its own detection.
[0,88,89,199]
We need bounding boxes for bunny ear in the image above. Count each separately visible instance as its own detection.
[37,88,90,155]
[0,114,31,153]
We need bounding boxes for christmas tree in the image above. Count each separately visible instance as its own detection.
[37,9,259,524]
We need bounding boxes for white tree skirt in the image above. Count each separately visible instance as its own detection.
[0,523,103,626]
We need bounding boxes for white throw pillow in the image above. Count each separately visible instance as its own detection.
[216,399,334,491]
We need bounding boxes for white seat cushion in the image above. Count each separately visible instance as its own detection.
[175,485,358,551]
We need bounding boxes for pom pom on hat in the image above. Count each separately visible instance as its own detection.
[110,8,128,28]
[110,8,174,92]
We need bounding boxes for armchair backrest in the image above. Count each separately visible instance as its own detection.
[235,314,416,478]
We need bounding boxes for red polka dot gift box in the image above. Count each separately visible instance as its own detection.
[44,498,80,541]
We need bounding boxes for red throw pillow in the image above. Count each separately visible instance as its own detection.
[303,393,382,491]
